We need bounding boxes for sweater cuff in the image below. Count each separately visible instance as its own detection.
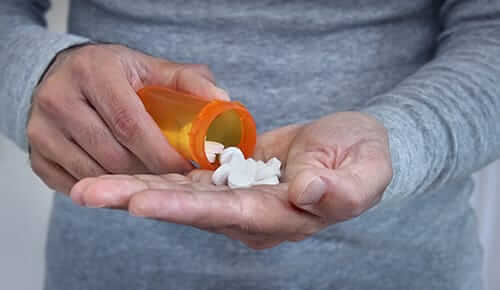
[359,104,421,206]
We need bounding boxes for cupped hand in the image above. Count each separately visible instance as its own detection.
[28,44,229,194]
[70,112,392,249]
[268,112,393,222]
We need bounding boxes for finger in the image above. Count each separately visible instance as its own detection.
[28,113,107,180]
[30,149,77,194]
[62,99,149,174]
[128,184,322,238]
[70,174,192,208]
[171,65,230,101]
[142,59,230,101]
[182,63,216,84]
[288,156,391,222]
[253,124,303,162]
[72,175,147,208]
[128,188,243,230]
[84,73,193,174]
[70,176,97,205]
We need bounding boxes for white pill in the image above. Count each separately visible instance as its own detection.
[227,157,258,189]
[266,157,282,169]
[253,176,280,186]
[245,158,258,183]
[228,153,246,168]
[265,157,282,177]
[228,170,252,189]
[206,153,216,163]
[205,141,225,154]
[211,146,283,188]
[219,147,245,164]
[255,164,280,181]
[211,163,232,185]
[205,141,225,163]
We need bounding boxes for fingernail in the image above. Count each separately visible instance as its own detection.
[70,179,92,206]
[70,190,84,206]
[297,177,327,205]
[129,198,150,218]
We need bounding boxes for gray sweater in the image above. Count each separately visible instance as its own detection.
[1,0,500,289]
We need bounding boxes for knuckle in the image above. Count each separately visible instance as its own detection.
[170,65,200,89]
[67,49,93,77]
[30,158,45,179]
[35,86,63,116]
[189,64,212,76]
[26,121,41,145]
[111,107,141,143]
[170,65,186,89]
[30,159,57,191]
[29,153,75,194]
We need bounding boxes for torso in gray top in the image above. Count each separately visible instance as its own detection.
[38,0,484,289]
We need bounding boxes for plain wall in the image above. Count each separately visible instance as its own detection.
[0,0,498,289]
[0,1,67,289]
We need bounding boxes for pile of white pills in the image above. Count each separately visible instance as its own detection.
[205,142,281,189]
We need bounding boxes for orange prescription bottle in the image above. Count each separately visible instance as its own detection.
[137,86,257,170]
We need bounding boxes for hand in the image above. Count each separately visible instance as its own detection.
[69,112,392,249]
[27,44,229,194]
[267,112,393,221]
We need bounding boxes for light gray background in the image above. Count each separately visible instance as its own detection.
[0,1,498,289]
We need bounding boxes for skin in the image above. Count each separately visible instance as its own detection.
[27,44,230,194]
[70,112,393,250]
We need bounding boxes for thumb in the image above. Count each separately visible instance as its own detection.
[142,58,230,101]
[288,159,389,222]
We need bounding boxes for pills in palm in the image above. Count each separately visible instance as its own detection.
[208,144,282,189]
[211,163,232,185]
[219,146,245,164]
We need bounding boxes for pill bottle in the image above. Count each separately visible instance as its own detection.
[137,86,257,170]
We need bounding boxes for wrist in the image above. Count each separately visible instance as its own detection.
[38,42,95,85]
[358,105,413,206]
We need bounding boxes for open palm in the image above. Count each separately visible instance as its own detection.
[70,112,392,249]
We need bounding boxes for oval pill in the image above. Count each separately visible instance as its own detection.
[212,163,232,185]
[228,170,252,189]
[253,176,280,186]
[220,147,245,164]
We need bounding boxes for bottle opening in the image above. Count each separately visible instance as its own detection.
[205,109,242,147]
[137,86,256,170]
[190,100,256,170]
